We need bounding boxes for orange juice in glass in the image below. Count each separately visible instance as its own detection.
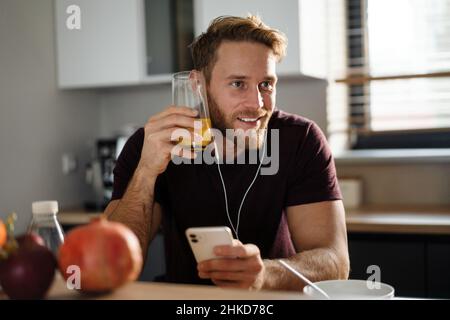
[172,71,212,151]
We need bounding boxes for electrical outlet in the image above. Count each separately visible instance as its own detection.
[62,153,78,175]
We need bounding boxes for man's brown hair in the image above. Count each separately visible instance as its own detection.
[190,15,287,82]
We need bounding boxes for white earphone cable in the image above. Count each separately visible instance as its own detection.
[214,130,267,240]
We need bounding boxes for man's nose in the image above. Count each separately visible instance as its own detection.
[244,86,264,110]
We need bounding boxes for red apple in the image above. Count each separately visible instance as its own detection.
[0,242,56,299]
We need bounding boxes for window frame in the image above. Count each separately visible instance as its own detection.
[344,0,450,150]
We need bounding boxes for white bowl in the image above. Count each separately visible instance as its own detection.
[303,279,395,300]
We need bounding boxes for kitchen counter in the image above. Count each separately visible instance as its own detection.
[60,206,450,235]
[58,210,102,225]
[346,206,450,235]
[38,275,306,300]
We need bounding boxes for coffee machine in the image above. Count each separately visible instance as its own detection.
[84,138,123,211]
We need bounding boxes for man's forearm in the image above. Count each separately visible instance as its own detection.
[262,248,349,291]
[107,165,157,259]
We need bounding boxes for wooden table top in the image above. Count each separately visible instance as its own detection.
[42,275,306,300]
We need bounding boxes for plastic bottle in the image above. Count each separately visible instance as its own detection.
[28,201,64,255]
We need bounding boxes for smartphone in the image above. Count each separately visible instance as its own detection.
[185,226,234,263]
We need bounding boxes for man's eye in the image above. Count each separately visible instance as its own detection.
[231,81,244,88]
[260,81,273,90]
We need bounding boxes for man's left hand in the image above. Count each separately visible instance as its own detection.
[197,240,265,290]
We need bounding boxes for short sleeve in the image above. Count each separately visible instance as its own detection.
[285,121,342,207]
[111,128,144,200]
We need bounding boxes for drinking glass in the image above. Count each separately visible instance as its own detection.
[172,71,212,151]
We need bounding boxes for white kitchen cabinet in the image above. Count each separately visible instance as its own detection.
[55,0,194,88]
[55,0,145,88]
[193,0,328,79]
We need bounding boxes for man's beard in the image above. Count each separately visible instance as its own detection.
[207,93,272,150]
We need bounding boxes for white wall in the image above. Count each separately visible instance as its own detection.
[337,163,450,206]
[0,0,100,232]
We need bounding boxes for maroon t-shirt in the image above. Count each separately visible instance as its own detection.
[111,109,341,284]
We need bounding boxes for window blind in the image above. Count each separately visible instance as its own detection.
[327,0,450,149]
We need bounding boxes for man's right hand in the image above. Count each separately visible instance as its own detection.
[136,105,199,177]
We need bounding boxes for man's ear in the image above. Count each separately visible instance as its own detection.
[189,70,204,90]
[189,70,207,97]
[189,69,201,80]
